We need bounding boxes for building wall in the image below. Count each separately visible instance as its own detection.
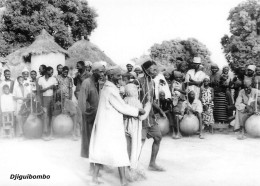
[31,53,65,77]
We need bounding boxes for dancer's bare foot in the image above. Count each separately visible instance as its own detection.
[148,164,165,172]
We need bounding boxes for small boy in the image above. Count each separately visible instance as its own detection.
[1,85,15,113]
[171,71,186,139]
[13,76,28,137]
[1,85,15,137]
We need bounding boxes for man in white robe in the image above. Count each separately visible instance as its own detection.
[89,67,145,186]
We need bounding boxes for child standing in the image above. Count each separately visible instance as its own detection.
[200,77,214,132]
[171,71,186,139]
[13,76,28,137]
[1,85,15,137]
[1,85,15,113]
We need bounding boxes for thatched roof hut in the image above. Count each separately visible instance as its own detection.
[66,38,116,68]
[22,29,68,76]
[22,29,69,59]
[6,47,27,66]
[6,29,69,77]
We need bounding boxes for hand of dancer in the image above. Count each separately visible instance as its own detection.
[139,108,146,115]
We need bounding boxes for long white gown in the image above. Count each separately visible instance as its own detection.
[89,81,139,167]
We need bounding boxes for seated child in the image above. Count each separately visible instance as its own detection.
[1,85,15,137]
[171,71,186,139]
[159,91,173,133]
[200,77,214,133]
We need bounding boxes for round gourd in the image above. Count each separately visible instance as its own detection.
[180,114,199,136]
[23,114,43,139]
[52,114,73,136]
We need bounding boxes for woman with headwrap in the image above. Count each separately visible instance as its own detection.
[222,65,232,86]
[213,74,234,125]
[244,65,256,87]
[210,63,221,90]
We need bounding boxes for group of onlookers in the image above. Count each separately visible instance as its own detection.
[0,61,96,140]
[119,57,260,140]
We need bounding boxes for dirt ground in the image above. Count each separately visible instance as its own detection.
[0,132,260,186]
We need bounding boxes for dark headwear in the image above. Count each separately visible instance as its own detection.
[141,60,156,71]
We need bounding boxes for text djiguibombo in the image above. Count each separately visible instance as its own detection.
[10,174,50,180]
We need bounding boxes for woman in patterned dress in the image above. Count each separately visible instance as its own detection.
[200,77,214,132]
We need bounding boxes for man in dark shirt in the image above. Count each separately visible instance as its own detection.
[139,60,166,171]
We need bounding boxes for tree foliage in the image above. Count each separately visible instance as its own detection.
[149,38,212,74]
[221,0,260,72]
[0,0,97,56]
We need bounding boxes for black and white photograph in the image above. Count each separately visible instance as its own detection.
[0,0,260,185]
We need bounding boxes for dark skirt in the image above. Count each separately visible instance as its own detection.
[213,92,228,122]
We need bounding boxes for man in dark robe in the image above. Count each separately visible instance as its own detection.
[74,61,92,99]
[78,62,105,174]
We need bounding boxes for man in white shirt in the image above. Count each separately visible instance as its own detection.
[185,57,207,99]
[38,66,57,140]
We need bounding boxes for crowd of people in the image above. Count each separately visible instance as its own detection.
[1,56,260,185]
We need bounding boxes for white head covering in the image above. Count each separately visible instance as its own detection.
[247,65,256,72]
[22,67,29,73]
[99,61,107,67]
[193,57,201,64]
[84,61,92,67]
[106,66,121,76]
[92,62,105,71]
[204,75,210,80]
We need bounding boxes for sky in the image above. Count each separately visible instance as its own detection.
[87,0,244,68]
